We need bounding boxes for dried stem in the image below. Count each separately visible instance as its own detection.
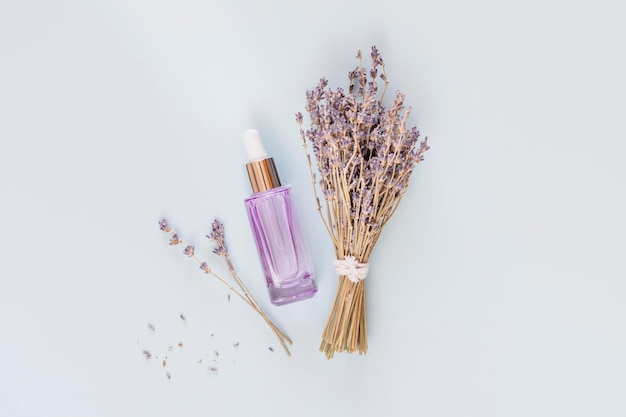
[220,253,292,353]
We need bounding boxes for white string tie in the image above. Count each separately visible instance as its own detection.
[334,255,369,283]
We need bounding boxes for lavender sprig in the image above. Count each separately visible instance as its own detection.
[158,219,292,356]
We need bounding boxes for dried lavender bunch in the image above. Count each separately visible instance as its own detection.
[159,219,292,356]
[296,46,429,358]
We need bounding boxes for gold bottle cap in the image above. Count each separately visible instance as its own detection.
[244,129,282,193]
[246,157,281,193]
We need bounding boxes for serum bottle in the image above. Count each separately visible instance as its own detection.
[243,129,317,306]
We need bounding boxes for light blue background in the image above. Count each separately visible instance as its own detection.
[1,1,625,416]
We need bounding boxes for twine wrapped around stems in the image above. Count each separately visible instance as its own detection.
[334,256,369,283]
[297,46,429,358]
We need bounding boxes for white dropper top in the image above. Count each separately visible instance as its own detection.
[243,128,268,161]
[243,128,281,193]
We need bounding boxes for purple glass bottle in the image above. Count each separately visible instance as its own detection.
[243,129,317,306]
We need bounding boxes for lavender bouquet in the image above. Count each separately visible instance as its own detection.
[296,46,429,358]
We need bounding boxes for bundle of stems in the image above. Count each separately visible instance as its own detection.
[159,219,292,356]
[296,46,429,358]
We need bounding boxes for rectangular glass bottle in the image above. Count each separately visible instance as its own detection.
[243,129,317,305]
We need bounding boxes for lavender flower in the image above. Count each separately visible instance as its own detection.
[370,45,383,68]
[199,262,210,274]
[206,219,228,256]
[159,219,171,232]
[169,234,181,246]
[183,245,195,257]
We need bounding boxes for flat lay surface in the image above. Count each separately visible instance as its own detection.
[1,1,625,416]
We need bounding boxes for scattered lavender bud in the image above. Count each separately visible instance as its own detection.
[233,342,239,348]
[147,323,156,332]
[227,293,231,302]
[142,350,152,359]
[208,367,218,373]
[214,350,219,357]
[166,372,171,380]
[268,347,274,352]
[179,313,186,321]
